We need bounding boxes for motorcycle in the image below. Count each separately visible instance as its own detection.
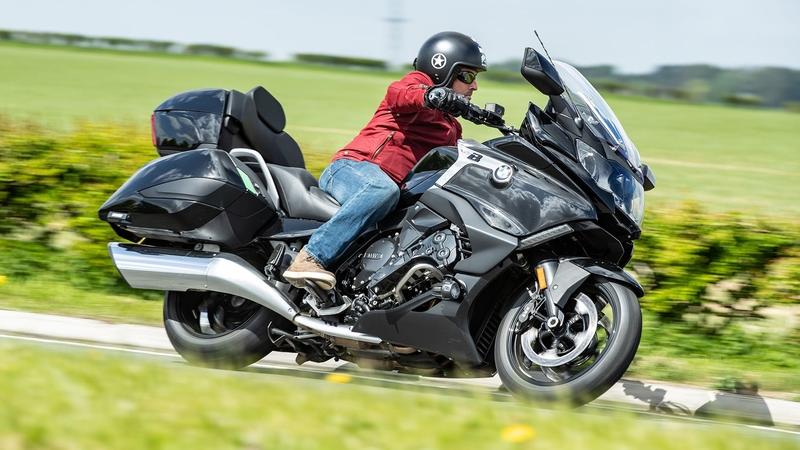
[99,47,656,404]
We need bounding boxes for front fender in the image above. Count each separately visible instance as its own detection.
[550,258,644,308]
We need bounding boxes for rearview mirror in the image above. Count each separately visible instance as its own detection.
[484,103,505,117]
[520,48,565,96]
[642,164,656,191]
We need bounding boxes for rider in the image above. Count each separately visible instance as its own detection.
[283,31,487,290]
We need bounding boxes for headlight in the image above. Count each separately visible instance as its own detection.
[577,140,644,225]
[577,140,614,192]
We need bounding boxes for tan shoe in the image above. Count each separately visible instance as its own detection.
[283,248,336,290]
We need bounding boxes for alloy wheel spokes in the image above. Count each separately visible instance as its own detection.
[198,300,215,335]
[211,305,227,332]
[510,290,620,385]
[598,315,612,334]
[190,295,258,336]
[519,292,598,367]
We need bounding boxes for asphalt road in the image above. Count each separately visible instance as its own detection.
[1,309,798,438]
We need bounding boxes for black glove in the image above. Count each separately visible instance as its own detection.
[425,87,471,117]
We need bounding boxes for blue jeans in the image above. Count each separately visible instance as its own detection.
[305,159,400,267]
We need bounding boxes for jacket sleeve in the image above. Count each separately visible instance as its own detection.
[385,77,429,113]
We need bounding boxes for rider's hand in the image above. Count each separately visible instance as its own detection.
[425,87,471,117]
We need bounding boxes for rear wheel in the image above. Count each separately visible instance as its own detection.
[494,280,642,405]
[164,291,279,369]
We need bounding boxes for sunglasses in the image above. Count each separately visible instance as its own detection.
[455,70,478,84]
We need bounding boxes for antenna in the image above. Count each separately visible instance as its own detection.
[534,29,581,128]
[534,30,556,68]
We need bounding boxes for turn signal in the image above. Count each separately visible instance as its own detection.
[150,113,157,147]
[535,266,548,289]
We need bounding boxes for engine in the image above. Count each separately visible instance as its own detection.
[367,229,460,295]
[340,227,466,317]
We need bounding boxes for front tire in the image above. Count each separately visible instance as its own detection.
[164,291,279,369]
[494,280,642,405]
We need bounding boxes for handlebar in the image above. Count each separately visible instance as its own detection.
[462,103,517,136]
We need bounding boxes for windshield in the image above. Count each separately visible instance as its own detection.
[554,61,642,170]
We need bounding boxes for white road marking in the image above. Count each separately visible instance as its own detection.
[0,333,469,393]
[0,333,179,359]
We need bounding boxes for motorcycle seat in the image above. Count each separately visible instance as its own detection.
[267,164,340,221]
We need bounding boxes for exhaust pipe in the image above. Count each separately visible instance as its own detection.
[108,243,382,344]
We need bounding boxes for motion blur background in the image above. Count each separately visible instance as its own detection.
[0,1,798,448]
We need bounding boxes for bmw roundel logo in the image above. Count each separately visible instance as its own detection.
[431,53,447,69]
[493,164,514,186]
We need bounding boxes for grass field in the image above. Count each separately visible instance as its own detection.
[1,41,799,217]
[2,340,797,450]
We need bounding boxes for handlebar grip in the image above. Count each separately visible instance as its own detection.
[463,103,486,124]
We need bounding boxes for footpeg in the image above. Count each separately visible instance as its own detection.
[303,281,351,316]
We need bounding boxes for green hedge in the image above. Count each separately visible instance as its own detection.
[633,203,799,327]
[0,29,268,60]
[0,121,797,322]
[0,120,155,289]
[294,53,387,70]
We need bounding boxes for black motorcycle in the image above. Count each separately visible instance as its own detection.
[99,48,656,404]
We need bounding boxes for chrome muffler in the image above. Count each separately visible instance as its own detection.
[108,243,381,344]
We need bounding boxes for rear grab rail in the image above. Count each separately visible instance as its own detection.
[230,148,281,210]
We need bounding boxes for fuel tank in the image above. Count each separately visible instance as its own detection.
[402,138,596,237]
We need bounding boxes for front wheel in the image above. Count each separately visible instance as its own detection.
[164,291,280,369]
[494,280,642,405]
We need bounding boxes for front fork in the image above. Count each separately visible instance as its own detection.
[522,258,595,331]
[514,260,564,333]
[534,260,564,329]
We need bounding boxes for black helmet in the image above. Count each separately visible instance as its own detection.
[413,31,487,87]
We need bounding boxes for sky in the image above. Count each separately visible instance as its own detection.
[1,0,798,73]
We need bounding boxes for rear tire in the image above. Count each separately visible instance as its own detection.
[163,291,278,369]
[494,280,642,405]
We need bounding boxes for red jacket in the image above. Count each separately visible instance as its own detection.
[332,71,462,184]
